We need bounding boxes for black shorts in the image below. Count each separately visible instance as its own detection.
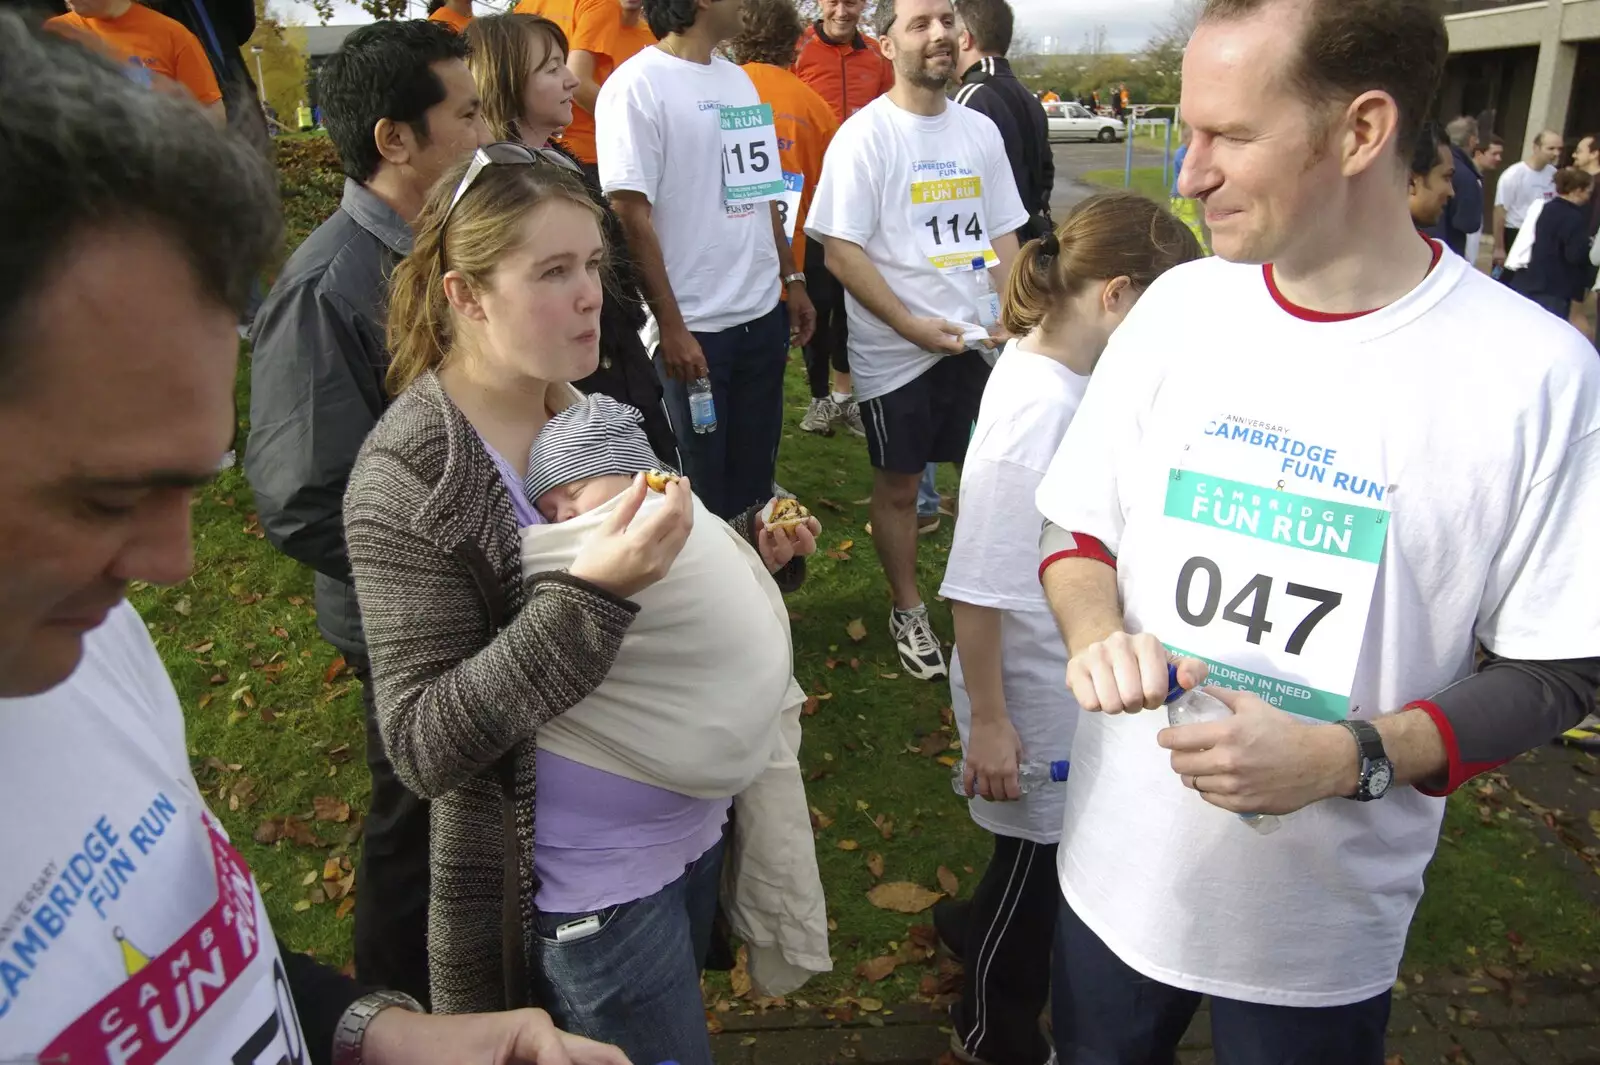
[860,351,992,474]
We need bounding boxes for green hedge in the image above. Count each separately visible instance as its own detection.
[275,135,344,257]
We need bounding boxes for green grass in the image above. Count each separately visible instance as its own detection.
[1083,165,1172,204]
[134,345,1599,1004]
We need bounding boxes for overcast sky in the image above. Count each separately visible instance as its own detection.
[280,0,1173,53]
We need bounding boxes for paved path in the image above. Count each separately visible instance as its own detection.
[710,744,1600,1064]
[1050,138,1169,213]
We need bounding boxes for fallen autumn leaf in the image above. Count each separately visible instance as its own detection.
[845,619,868,643]
[937,866,959,897]
[856,956,897,982]
[866,881,942,914]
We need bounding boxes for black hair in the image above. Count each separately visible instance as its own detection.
[642,0,699,38]
[318,19,470,184]
[1409,120,1447,177]
[0,11,280,389]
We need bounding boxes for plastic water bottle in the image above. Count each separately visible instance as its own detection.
[1165,664,1281,835]
[971,255,1001,330]
[950,757,1069,796]
[688,376,717,434]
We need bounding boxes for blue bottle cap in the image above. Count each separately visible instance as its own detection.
[1049,759,1071,782]
[971,255,986,269]
[1164,662,1183,705]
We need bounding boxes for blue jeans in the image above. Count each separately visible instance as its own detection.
[530,840,725,1065]
[917,463,940,517]
[1052,895,1391,1064]
[657,303,789,520]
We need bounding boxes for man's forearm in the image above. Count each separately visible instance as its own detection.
[990,230,1021,300]
[1041,556,1124,657]
[952,601,1009,725]
[612,198,688,334]
[570,51,601,113]
[1494,205,1507,249]
[771,202,797,278]
[821,236,914,335]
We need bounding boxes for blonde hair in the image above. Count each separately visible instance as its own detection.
[1001,192,1202,336]
[386,155,603,396]
[466,13,569,143]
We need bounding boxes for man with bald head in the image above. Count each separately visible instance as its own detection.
[1493,128,1562,280]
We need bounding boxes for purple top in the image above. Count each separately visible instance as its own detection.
[481,432,729,913]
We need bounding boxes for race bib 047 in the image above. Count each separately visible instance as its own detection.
[1140,413,1391,722]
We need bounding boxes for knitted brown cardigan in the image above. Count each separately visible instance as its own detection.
[343,370,789,1014]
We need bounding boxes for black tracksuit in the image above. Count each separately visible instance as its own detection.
[954,56,1055,242]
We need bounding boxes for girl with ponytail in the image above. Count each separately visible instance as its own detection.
[935,192,1200,1065]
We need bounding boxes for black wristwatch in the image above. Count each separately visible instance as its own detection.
[1337,718,1394,801]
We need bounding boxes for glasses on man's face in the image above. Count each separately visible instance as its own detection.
[444,140,584,221]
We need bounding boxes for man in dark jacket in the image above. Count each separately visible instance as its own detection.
[1426,116,1483,257]
[1513,166,1595,318]
[952,0,1053,242]
[245,19,489,1006]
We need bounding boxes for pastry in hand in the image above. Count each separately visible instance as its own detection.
[762,496,812,530]
[644,470,680,493]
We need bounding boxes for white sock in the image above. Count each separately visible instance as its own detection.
[831,391,851,405]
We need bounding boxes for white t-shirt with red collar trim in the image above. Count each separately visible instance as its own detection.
[1035,242,1600,1007]
[0,603,307,1063]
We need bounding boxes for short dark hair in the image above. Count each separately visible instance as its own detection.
[1480,133,1504,151]
[1555,166,1593,197]
[0,12,280,389]
[643,0,698,38]
[872,0,898,37]
[1410,121,1447,177]
[1201,0,1446,160]
[952,0,1012,55]
[318,20,469,184]
[729,0,804,66]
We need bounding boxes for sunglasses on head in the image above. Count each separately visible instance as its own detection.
[444,140,584,221]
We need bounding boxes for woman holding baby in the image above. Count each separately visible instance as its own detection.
[343,125,826,1064]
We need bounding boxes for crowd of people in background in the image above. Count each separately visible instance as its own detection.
[3,0,1599,1063]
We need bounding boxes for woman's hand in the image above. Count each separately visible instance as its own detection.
[568,474,693,599]
[756,505,821,573]
[962,716,1025,802]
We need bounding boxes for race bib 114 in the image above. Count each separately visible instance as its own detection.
[910,167,997,274]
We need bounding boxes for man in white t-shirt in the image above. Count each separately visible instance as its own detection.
[1492,128,1561,277]
[1034,1,1600,1061]
[596,0,816,521]
[805,0,1028,681]
[0,15,623,1065]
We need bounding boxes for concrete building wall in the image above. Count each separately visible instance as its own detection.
[1446,0,1600,152]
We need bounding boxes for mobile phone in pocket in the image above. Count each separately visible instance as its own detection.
[554,914,603,943]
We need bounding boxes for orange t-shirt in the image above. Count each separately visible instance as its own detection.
[741,62,838,272]
[563,0,655,165]
[513,0,577,39]
[48,3,221,105]
[428,5,472,32]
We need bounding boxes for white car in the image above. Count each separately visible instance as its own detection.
[1045,102,1123,143]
